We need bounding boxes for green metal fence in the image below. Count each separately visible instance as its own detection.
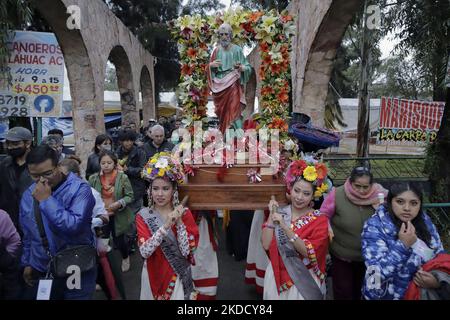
[423,203,450,251]
[323,156,427,186]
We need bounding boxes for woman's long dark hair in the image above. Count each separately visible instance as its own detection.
[386,182,432,245]
[94,134,112,154]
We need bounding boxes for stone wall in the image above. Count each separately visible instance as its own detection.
[31,0,155,169]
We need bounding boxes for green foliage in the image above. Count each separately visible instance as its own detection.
[106,0,183,96]
[372,56,433,100]
[381,0,450,101]
[0,0,33,85]
[231,0,289,12]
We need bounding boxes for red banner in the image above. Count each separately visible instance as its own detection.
[377,97,444,145]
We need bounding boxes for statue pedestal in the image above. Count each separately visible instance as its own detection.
[178,164,288,210]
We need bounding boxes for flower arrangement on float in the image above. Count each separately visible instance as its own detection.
[168,8,296,151]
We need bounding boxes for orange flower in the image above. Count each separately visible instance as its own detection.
[261,86,274,96]
[315,163,328,180]
[249,11,263,23]
[281,15,293,24]
[268,117,288,131]
[277,92,289,103]
[187,48,197,58]
[181,64,194,76]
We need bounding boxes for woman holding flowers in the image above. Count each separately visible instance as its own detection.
[136,152,199,300]
[261,157,331,300]
[320,166,388,300]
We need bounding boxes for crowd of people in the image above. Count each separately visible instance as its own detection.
[0,120,449,301]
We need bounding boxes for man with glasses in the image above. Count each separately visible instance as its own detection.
[20,145,96,299]
[0,127,33,233]
[207,23,252,133]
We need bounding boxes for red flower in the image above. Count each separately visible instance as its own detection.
[261,86,274,96]
[260,42,269,53]
[268,117,288,131]
[289,160,307,176]
[187,48,197,59]
[280,15,293,24]
[249,11,263,23]
[315,163,328,180]
[277,92,289,103]
[181,64,194,76]
[262,54,272,65]
[270,63,282,75]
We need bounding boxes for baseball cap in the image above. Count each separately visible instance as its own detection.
[5,127,33,141]
[148,118,156,122]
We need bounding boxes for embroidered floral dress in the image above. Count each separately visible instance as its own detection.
[264,208,329,300]
[136,208,199,300]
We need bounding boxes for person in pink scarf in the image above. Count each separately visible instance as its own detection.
[320,166,387,300]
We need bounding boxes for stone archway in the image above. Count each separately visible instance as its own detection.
[30,0,155,168]
[290,0,363,126]
[140,66,155,124]
[108,46,137,128]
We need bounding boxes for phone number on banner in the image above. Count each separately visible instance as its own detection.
[0,94,29,117]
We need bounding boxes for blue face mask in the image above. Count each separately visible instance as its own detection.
[102,145,112,151]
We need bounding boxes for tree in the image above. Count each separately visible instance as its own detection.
[181,0,225,16]
[382,0,449,101]
[104,63,119,91]
[231,0,288,11]
[0,0,33,84]
[372,56,433,100]
[106,0,183,103]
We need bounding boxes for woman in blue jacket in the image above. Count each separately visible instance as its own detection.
[361,182,445,300]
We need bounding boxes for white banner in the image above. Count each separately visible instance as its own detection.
[0,31,64,118]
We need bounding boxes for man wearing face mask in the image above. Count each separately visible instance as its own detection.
[0,127,34,233]
[207,23,252,133]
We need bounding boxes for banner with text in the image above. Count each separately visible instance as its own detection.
[0,30,64,118]
[377,97,444,145]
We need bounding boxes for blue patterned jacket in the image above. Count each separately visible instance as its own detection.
[361,204,444,300]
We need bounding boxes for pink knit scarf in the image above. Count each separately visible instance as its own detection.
[344,178,388,208]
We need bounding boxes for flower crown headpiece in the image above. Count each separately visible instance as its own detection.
[141,152,185,184]
[284,153,331,199]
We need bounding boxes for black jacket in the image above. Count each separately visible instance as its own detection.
[143,140,175,160]
[116,146,147,201]
[85,152,100,180]
[0,156,33,231]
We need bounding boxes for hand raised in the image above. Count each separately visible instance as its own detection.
[32,180,51,202]
[398,221,417,248]
[210,59,221,68]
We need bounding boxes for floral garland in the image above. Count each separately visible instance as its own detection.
[284,156,331,199]
[141,152,185,184]
[168,8,295,148]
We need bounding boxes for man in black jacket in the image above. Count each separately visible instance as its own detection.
[0,127,33,233]
[143,124,174,159]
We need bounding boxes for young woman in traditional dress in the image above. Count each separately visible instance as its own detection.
[136,152,199,300]
[262,158,331,300]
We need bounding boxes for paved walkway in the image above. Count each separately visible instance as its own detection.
[94,218,260,300]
